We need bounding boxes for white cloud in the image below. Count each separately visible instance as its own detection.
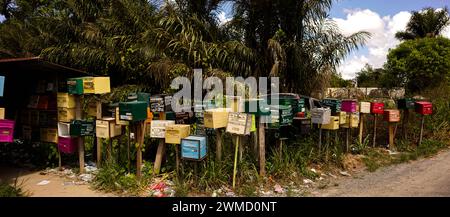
[443,26,450,38]
[217,11,231,25]
[333,9,411,79]
[0,15,5,23]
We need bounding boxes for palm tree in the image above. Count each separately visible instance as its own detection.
[224,0,370,94]
[396,7,450,41]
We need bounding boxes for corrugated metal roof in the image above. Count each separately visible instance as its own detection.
[0,56,88,76]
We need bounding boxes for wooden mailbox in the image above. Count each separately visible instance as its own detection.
[58,108,76,123]
[82,77,111,94]
[204,108,229,129]
[57,93,76,108]
[95,117,122,139]
[341,114,360,128]
[338,112,347,125]
[321,116,340,130]
[40,128,58,143]
[150,120,175,138]
[165,125,190,144]
[226,112,252,135]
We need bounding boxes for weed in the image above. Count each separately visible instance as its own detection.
[0,179,25,197]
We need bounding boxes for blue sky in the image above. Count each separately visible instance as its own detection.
[330,0,450,79]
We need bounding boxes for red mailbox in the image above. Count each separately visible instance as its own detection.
[415,101,432,115]
[384,109,400,122]
[370,102,384,114]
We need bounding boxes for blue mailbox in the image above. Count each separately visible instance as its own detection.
[181,136,207,160]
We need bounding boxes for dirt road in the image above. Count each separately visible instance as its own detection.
[0,166,113,197]
[314,149,450,197]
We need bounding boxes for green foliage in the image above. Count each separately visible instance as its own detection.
[92,158,145,195]
[0,179,25,197]
[384,37,450,92]
[356,64,386,87]
[0,141,60,168]
[396,7,450,41]
[330,73,353,88]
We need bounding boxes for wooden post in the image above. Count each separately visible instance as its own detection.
[372,114,377,147]
[318,126,322,154]
[238,136,244,162]
[75,96,84,173]
[232,135,240,189]
[127,125,131,173]
[258,117,266,177]
[175,144,180,174]
[388,123,395,149]
[153,112,165,174]
[136,121,145,178]
[326,131,330,162]
[345,129,351,153]
[216,129,223,162]
[96,102,102,168]
[253,131,258,160]
[359,113,364,144]
[335,131,338,145]
[107,139,112,161]
[58,150,62,170]
[419,116,425,146]
[403,110,409,140]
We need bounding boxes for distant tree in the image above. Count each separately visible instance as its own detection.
[330,73,352,88]
[395,7,450,41]
[384,37,450,93]
[356,64,385,87]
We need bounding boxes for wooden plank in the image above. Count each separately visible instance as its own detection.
[58,150,62,170]
[346,128,350,153]
[403,110,409,140]
[96,102,102,168]
[326,131,330,162]
[175,144,180,174]
[216,129,222,162]
[232,135,240,189]
[372,114,377,147]
[154,140,165,174]
[359,113,364,144]
[258,117,266,177]
[253,131,258,159]
[153,112,165,174]
[419,116,425,146]
[318,127,322,154]
[388,123,395,149]
[75,95,84,173]
[136,122,144,178]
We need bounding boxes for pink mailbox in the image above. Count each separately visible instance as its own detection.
[0,119,15,143]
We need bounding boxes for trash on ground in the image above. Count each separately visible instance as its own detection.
[274,184,284,193]
[303,179,314,184]
[339,171,351,177]
[37,180,50,186]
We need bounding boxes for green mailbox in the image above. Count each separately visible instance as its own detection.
[119,101,148,122]
[70,120,95,136]
[67,77,84,95]
[244,99,271,116]
[397,98,415,110]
